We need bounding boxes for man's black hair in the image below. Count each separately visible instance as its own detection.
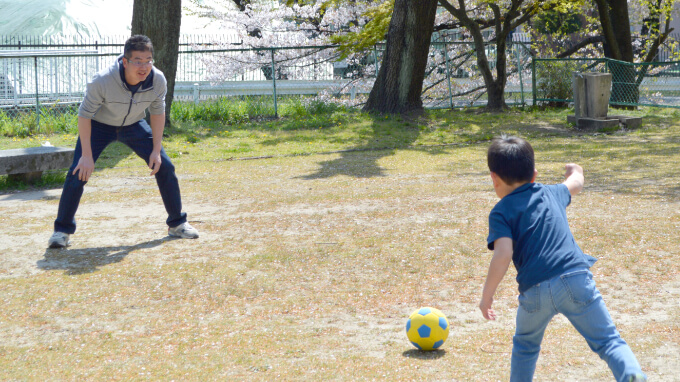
[124,35,153,59]
[487,135,535,185]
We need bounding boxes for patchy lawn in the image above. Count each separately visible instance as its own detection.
[1,108,678,380]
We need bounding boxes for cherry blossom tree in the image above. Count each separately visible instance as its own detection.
[187,1,551,111]
[187,0,376,84]
[437,0,560,110]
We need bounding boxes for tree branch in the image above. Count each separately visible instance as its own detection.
[556,36,606,58]
[438,0,462,19]
[637,17,675,85]
[642,14,675,64]
[433,22,463,32]
[509,5,538,31]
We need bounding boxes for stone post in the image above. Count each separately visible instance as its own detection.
[572,72,586,119]
[568,71,641,129]
[584,73,612,118]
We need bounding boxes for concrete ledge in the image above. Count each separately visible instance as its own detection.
[0,146,74,183]
[568,116,620,130]
[568,115,643,130]
[609,115,643,129]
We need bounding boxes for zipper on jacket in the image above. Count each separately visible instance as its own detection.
[120,90,135,127]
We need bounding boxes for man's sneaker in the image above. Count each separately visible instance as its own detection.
[48,232,70,248]
[628,374,647,382]
[168,222,199,239]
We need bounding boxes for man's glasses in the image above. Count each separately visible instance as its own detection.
[126,58,154,67]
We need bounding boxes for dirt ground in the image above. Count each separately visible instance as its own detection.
[1,145,679,380]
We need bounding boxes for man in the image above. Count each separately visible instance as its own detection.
[48,35,198,248]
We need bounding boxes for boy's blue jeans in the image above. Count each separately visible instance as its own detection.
[511,269,645,382]
[54,119,187,234]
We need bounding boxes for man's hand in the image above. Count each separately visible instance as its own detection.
[73,155,95,181]
[479,297,497,320]
[149,151,162,176]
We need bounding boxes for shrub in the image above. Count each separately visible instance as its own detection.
[535,60,583,107]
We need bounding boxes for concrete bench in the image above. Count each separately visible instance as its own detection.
[0,146,75,183]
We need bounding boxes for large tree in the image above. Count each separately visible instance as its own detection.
[594,0,675,62]
[359,0,555,112]
[547,0,676,62]
[439,0,545,111]
[363,0,438,114]
[131,0,182,125]
[595,0,634,61]
[590,0,674,106]
[529,1,676,107]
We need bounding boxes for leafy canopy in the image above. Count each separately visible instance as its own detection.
[329,0,393,59]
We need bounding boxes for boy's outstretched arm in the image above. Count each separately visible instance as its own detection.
[563,163,584,196]
[479,237,513,320]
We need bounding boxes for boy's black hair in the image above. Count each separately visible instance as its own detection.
[124,35,153,59]
[487,135,535,185]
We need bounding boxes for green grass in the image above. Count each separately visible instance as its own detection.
[0,105,79,138]
[0,171,67,191]
[1,102,678,192]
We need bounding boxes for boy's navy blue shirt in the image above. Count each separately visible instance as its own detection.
[487,182,597,293]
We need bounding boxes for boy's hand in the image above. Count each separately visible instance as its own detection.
[479,297,497,320]
[563,163,584,196]
[564,163,583,179]
[480,238,512,320]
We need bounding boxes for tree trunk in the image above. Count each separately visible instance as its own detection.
[363,0,438,114]
[594,0,636,108]
[439,0,533,111]
[485,33,508,110]
[485,82,506,110]
[131,0,182,126]
[608,0,634,62]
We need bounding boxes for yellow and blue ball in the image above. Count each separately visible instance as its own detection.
[406,307,449,351]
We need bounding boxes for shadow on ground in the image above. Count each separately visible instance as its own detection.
[37,237,172,275]
[402,349,447,360]
[296,115,425,179]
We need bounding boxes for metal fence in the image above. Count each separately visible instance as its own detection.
[173,45,366,102]
[0,35,534,124]
[1,34,679,134]
[0,50,99,113]
[532,58,680,108]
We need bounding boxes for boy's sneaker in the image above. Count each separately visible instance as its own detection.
[168,222,199,239]
[628,374,647,382]
[48,232,70,248]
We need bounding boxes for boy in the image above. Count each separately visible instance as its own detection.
[480,136,645,382]
[48,35,198,248]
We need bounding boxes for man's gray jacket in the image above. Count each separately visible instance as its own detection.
[78,55,167,126]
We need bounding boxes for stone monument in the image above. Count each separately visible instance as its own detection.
[567,72,642,129]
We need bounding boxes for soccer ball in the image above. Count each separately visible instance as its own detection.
[406,307,449,351]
